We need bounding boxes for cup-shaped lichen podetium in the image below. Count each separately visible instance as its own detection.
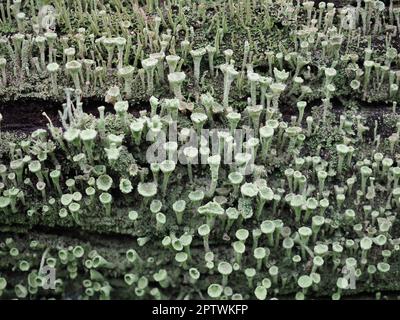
[168,72,186,100]
[198,223,211,252]
[14,284,28,299]
[217,261,233,287]
[99,192,112,216]
[269,82,286,110]
[166,55,180,73]
[92,252,114,269]
[290,194,305,223]
[79,129,97,163]
[240,142,256,166]
[34,35,46,68]
[324,67,337,87]
[259,125,274,159]
[188,268,200,285]
[207,283,223,299]
[245,267,257,288]
[226,112,241,135]
[114,37,127,69]
[360,236,373,261]
[119,178,133,194]
[222,64,239,108]
[129,118,145,145]
[147,115,163,142]
[155,212,166,232]
[225,207,239,233]
[72,245,85,259]
[283,235,295,258]
[150,199,162,215]
[360,165,373,195]
[333,277,350,300]
[96,174,113,192]
[363,60,374,93]
[172,199,186,225]
[232,240,246,265]
[336,144,349,175]
[28,160,43,182]
[102,37,116,68]
[235,229,249,244]
[207,155,221,197]
[164,98,180,122]
[260,76,273,105]
[297,274,313,297]
[63,47,76,63]
[126,248,143,268]
[106,133,124,147]
[183,146,198,183]
[253,246,267,271]
[49,169,62,195]
[44,31,57,62]
[260,220,275,247]
[256,186,274,220]
[117,65,135,98]
[188,190,205,209]
[153,269,169,288]
[296,101,307,125]
[104,142,122,164]
[206,45,217,77]
[137,181,157,208]
[106,134,124,149]
[246,104,263,137]
[9,159,24,185]
[190,112,208,135]
[201,93,217,123]
[240,182,258,202]
[228,171,244,198]
[142,57,158,95]
[285,126,302,151]
[303,197,318,223]
[157,159,174,195]
[198,201,225,230]
[114,100,129,128]
[149,96,159,117]
[247,72,260,106]
[311,215,325,242]
[297,226,312,258]
[254,285,267,300]
[46,62,60,95]
[190,47,206,84]
[150,52,166,84]
[65,60,82,91]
